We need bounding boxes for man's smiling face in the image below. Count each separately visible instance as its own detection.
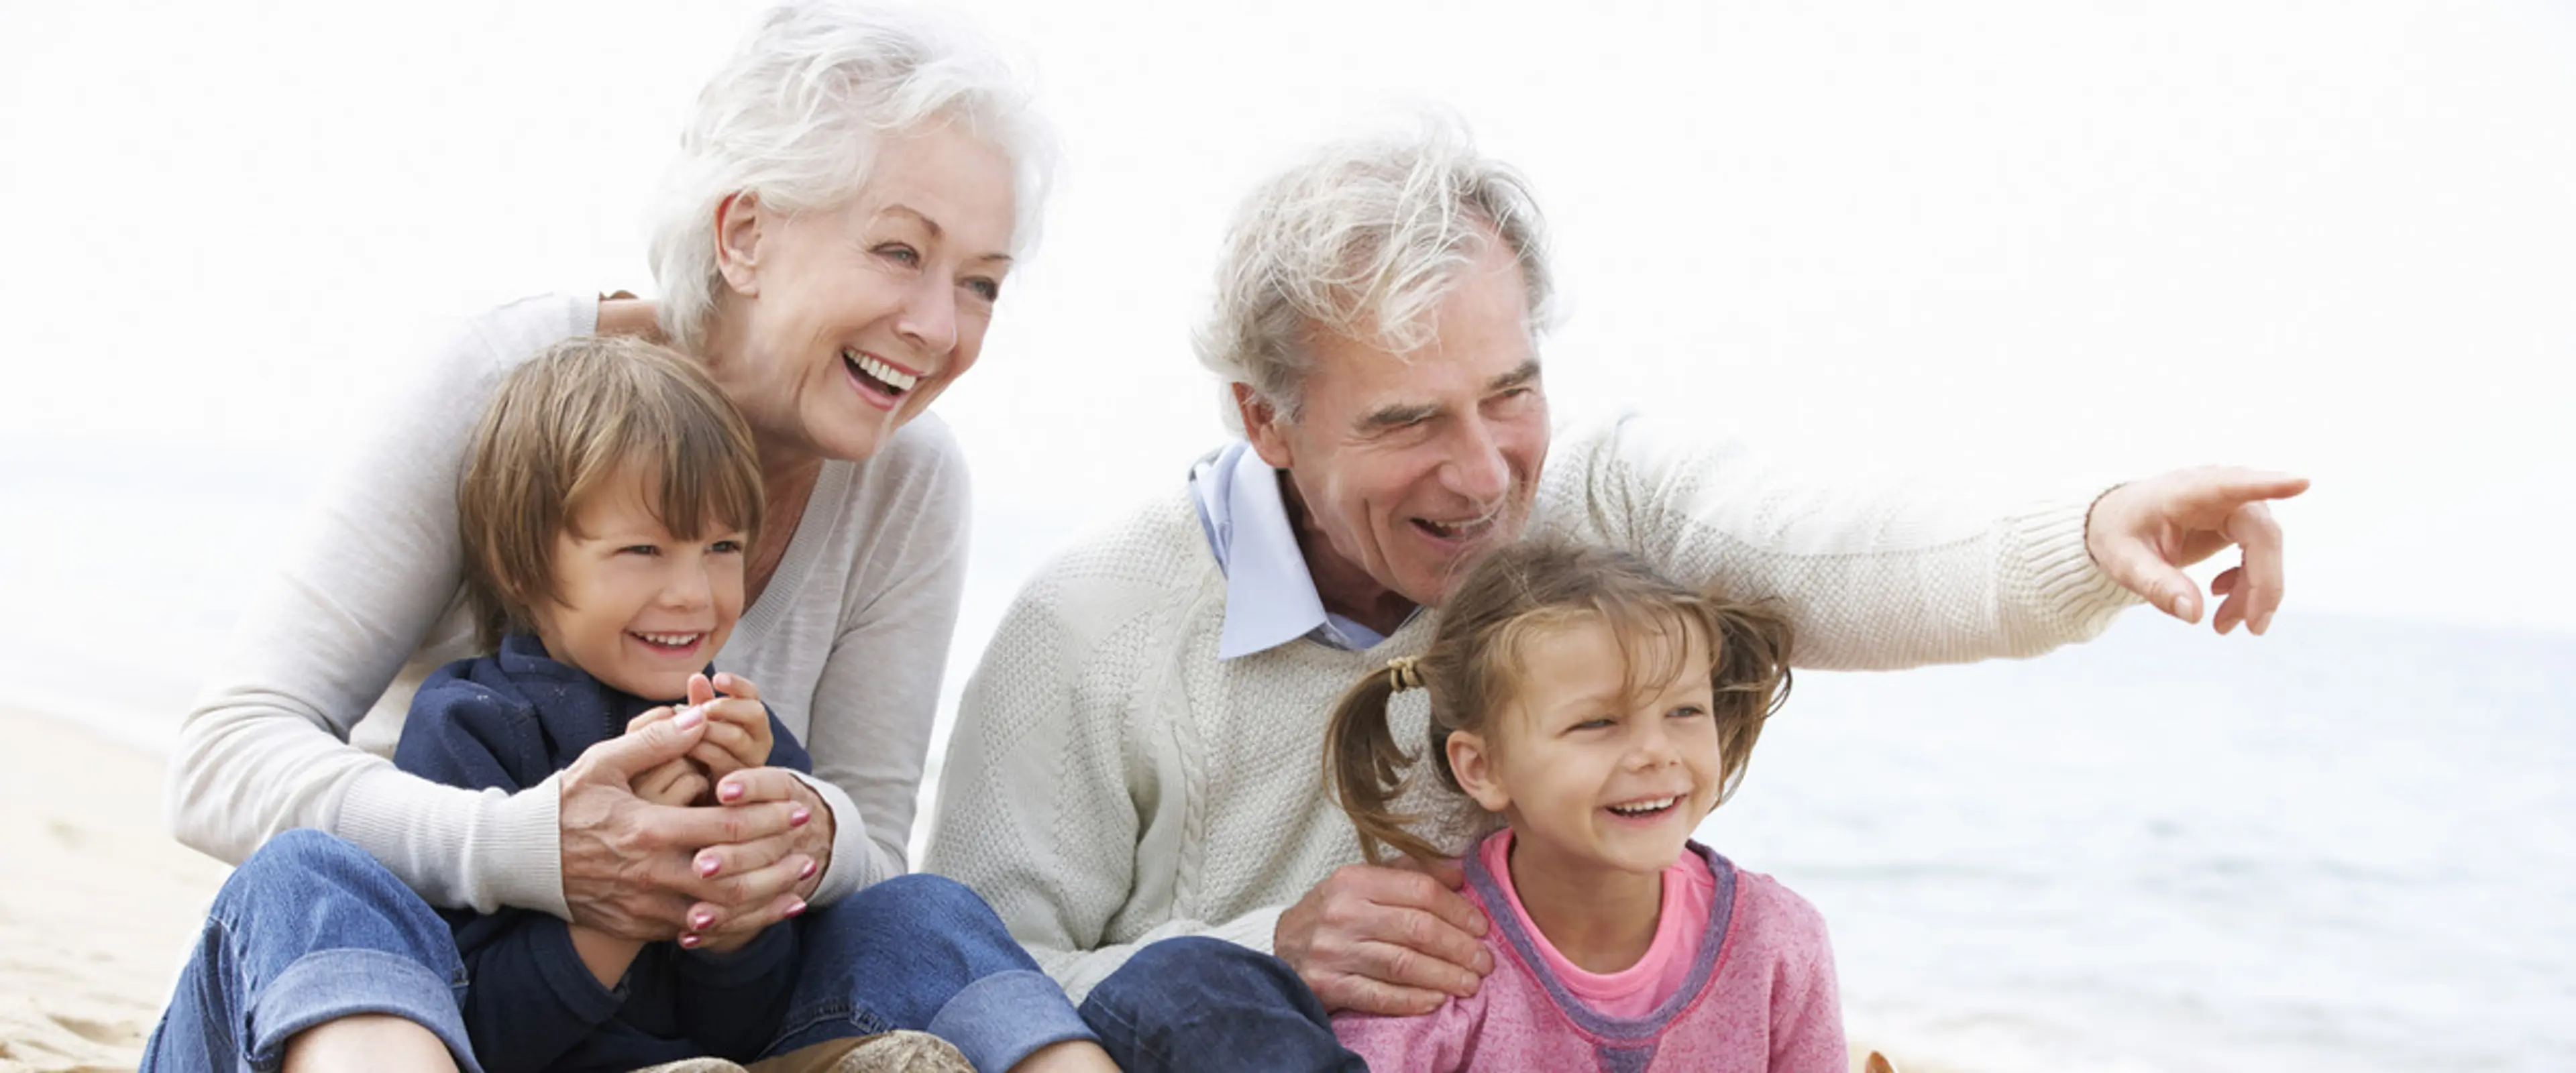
[1241,231,1550,626]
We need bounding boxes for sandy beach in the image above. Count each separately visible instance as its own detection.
[0,710,228,1073]
[0,707,1936,1073]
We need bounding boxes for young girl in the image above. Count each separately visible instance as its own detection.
[1324,541,1845,1072]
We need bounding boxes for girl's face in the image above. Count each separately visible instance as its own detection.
[1446,614,1722,878]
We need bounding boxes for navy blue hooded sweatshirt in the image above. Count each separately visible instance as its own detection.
[394,632,813,1073]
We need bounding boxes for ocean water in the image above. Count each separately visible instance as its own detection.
[5,440,2569,1072]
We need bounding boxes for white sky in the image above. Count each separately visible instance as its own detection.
[3,0,2572,634]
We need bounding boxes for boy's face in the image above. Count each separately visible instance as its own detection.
[529,466,749,701]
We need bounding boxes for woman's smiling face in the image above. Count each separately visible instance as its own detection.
[702,125,1019,464]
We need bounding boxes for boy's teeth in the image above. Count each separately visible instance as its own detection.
[846,349,919,392]
[637,632,698,646]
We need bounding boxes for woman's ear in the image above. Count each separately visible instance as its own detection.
[713,190,765,298]
[1446,729,1512,813]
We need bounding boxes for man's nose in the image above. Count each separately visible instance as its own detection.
[1440,415,1512,503]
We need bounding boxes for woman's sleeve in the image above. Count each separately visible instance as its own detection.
[795,419,971,902]
[165,303,570,916]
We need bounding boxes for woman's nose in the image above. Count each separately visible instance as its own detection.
[897,274,959,356]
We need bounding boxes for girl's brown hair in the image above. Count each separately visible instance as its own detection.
[456,334,765,648]
[1325,540,1793,865]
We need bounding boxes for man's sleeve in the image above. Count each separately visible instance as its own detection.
[1561,414,2139,670]
[924,575,1226,1000]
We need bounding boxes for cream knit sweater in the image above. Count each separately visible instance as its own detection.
[925,415,2137,999]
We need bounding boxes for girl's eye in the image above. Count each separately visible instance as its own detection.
[876,243,921,268]
[963,277,1002,302]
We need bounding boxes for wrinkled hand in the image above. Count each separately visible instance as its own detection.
[1274,858,1494,1016]
[678,766,832,953]
[623,706,709,807]
[557,710,815,943]
[2086,466,2310,635]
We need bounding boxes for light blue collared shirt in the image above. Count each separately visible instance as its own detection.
[1189,441,1395,658]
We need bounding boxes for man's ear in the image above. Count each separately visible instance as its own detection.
[1446,729,1511,813]
[1235,382,1294,468]
[713,190,766,298]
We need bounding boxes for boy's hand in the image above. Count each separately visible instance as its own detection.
[623,706,710,807]
[682,672,773,786]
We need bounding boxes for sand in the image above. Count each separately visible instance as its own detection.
[0,709,1931,1072]
[0,710,228,1073]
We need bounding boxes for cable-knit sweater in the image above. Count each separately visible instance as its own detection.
[924,414,2136,999]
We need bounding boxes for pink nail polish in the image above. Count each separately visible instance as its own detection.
[698,856,720,877]
[788,806,811,827]
[798,858,816,880]
[786,899,807,918]
[679,933,702,949]
[719,781,743,802]
[691,910,714,930]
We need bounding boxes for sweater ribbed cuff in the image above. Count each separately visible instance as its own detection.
[337,765,566,917]
[1205,905,1288,958]
[787,770,876,906]
[2001,487,2141,643]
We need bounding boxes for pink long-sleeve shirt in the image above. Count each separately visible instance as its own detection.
[1333,832,1846,1072]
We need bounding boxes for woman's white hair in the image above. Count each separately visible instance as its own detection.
[649,1,1053,352]
[1196,111,1556,432]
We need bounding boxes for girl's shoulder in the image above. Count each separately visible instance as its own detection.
[1713,860,1834,963]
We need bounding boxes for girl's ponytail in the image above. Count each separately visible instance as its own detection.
[1324,663,1445,866]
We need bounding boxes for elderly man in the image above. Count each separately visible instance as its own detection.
[926,117,2304,1066]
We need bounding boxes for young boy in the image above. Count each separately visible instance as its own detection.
[392,335,932,1073]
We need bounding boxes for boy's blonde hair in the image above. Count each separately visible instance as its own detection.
[457,335,766,647]
[1324,541,1794,866]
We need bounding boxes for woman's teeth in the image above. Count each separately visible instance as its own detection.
[1608,796,1678,815]
[1417,516,1495,539]
[845,349,919,394]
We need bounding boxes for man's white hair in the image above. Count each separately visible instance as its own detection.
[1196,111,1557,433]
[647,1,1053,353]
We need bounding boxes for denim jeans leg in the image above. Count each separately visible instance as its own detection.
[140,828,480,1073]
[1077,937,1368,1073]
[763,874,1094,1072]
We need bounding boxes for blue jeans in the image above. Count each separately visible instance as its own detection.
[144,830,1092,1072]
[1076,937,1367,1073]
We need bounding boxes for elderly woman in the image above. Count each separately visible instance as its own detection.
[143,5,1115,1072]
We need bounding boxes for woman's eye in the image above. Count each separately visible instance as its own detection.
[963,277,1002,302]
[875,243,921,268]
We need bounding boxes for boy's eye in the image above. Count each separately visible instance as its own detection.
[710,539,745,555]
[618,544,661,557]
[1668,704,1709,720]
[1570,716,1616,732]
